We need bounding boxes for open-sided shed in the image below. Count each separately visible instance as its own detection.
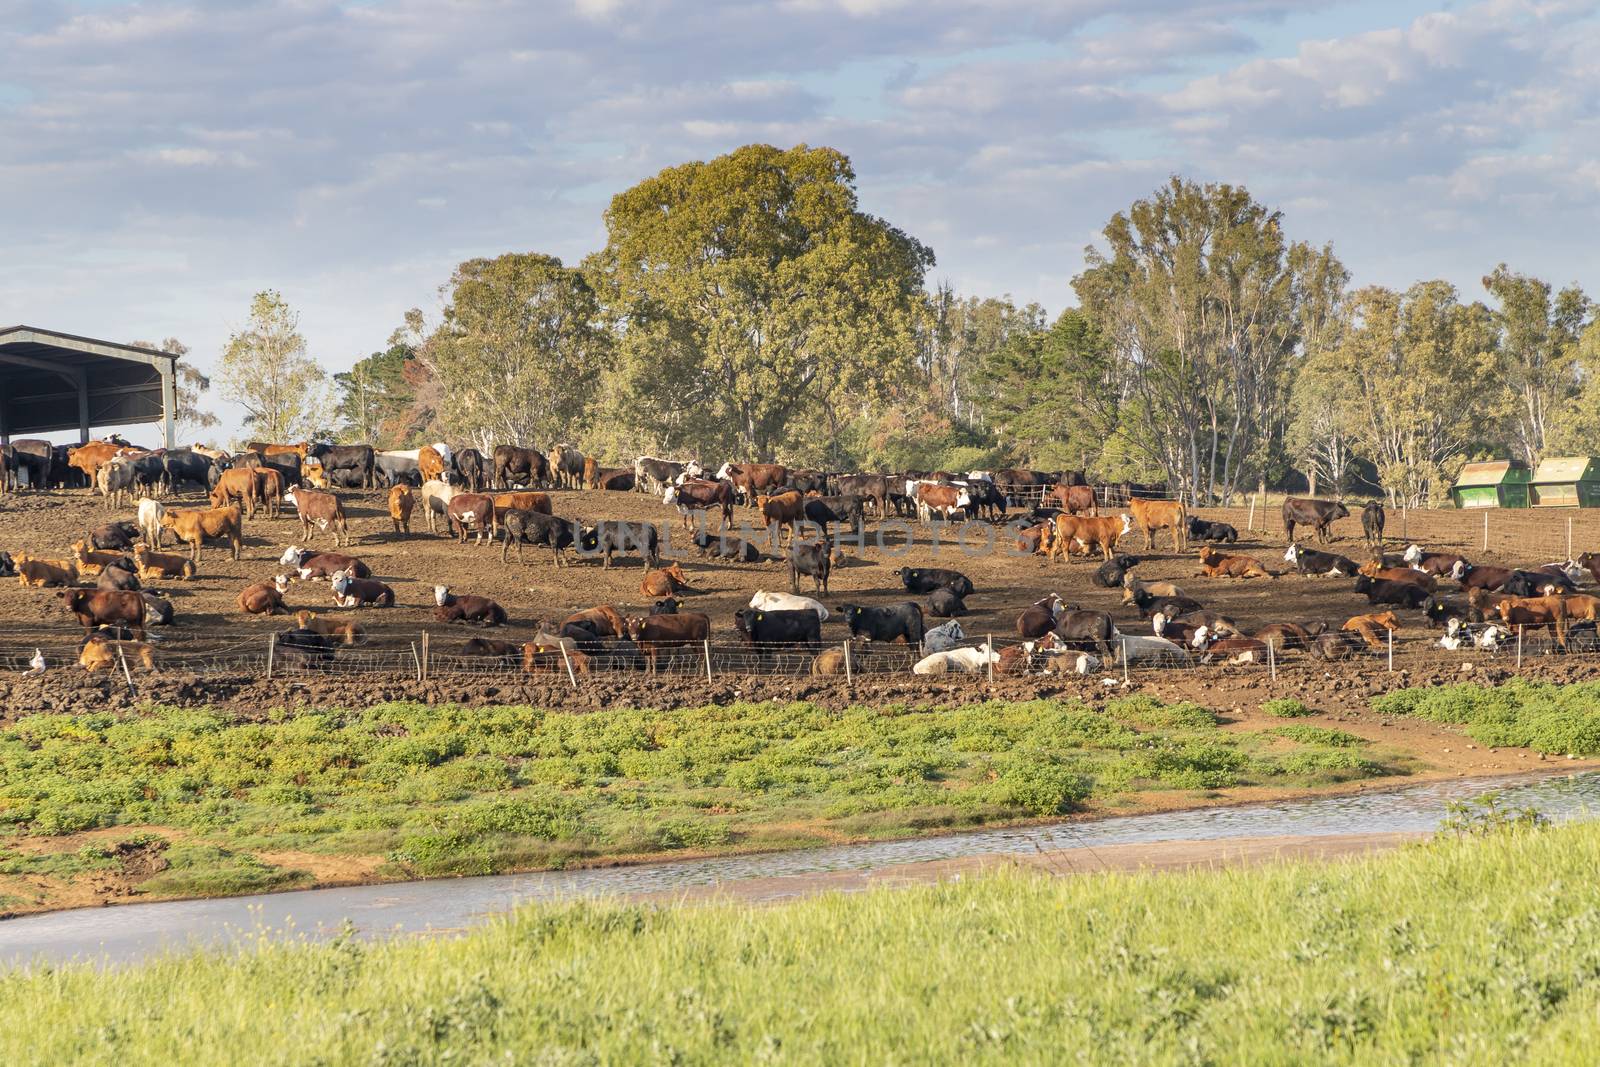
[0,326,177,447]
[1450,460,1530,509]
[1529,456,1600,508]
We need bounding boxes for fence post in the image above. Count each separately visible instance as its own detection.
[558,641,578,689]
[1483,511,1489,552]
[1401,504,1408,541]
[843,640,852,685]
[1568,516,1574,560]
[986,634,994,684]
[409,641,422,682]
[266,632,276,680]
[1246,493,1257,532]
[116,645,135,694]
[1517,625,1523,668]
[420,631,430,681]
[1387,628,1393,673]
[1121,636,1130,684]
[703,638,713,682]
[1268,639,1276,682]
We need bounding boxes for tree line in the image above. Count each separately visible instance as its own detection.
[199,144,1597,507]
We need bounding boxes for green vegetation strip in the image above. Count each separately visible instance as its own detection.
[4,821,1598,1063]
[1375,680,1600,756]
[0,697,1387,900]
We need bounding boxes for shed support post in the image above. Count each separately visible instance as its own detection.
[77,378,90,444]
[160,365,177,449]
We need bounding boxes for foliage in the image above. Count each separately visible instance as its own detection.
[8,824,1600,1063]
[130,338,219,442]
[1266,725,1366,748]
[332,339,420,447]
[1373,680,1600,755]
[214,290,327,443]
[1483,264,1591,464]
[1261,698,1315,718]
[1439,790,1548,838]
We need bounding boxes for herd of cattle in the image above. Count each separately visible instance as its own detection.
[3,435,1597,677]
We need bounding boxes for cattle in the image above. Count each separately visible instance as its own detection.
[252,468,285,518]
[494,445,549,488]
[418,445,448,486]
[840,602,924,645]
[665,479,735,529]
[1438,619,1509,653]
[279,547,371,581]
[78,636,156,673]
[67,441,128,486]
[1342,610,1400,650]
[749,590,829,620]
[59,588,148,638]
[758,490,806,545]
[910,481,971,523]
[595,468,636,492]
[1197,635,1271,665]
[789,469,830,496]
[897,567,974,598]
[210,467,262,519]
[634,456,697,494]
[160,449,214,494]
[651,598,681,615]
[133,544,196,581]
[1196,546,1274,579]
[922,619,967,653]
[247,441,309,458]
[0,550,12,578]
[1285,543,1360,576]
[1013,523,1051,556]
[1253,622,1316,655]
[417,479,458,535]
[1051,483,1097,516]
[259,451,302,488]
[288,610,363,646]
[1120,576,1188,602]
[585,521,661,569]
[1053,610,1116,659]
[641,564,691,598]
[1127,499,1188,552]
[1113,634,1188,667]
[434,585,507,626]
[500,511,581,566]
[70,539,134,578]
[928,588,968,618]
[1362,502,1386,546]
[718,463,789,506]
[459,637,520,665]
[89,520,142,552]
[1124,588,1206,619]
[834,474,892,517]
[330,571,395,608]
[1352,576,1431,609]
[1152,612,1207,646]
[961,478,1008,522]
[492,492,552,527]
[1402,544,1470,577]
[735,608,822,649]
[5,440,52,490]
[810,494,865,533]
[1089,555,1138,590]
[282,488,349,547]
[160,506,243,562]
[1423,596,1472,630]
[1357,562,1437,592]
[1310,631,1365,660]
[1046,514,1129,563]
[548,443,586,489]
[446,493,495,545]
[96,563,141,591]
[1016,594,1066,639]
[383,484,414,536]
[810,644,861,676]
[623,613,710,673]
[1499,570,1576,598]
[563,605,628,639]
[446,447,484,493]
[1187,517,1238,543]
[15,553,79,587]
[136,498,167,549]
[1577,553,1600,586]
[375,450,421,487]
[238,575,292,615]
[912,645,1000,675]
[522,642,594,676]
[97,459,140,508]
[1449,562,1523,592]
[788,538,832,595]
[308,443,376,489]
[275,627,338,668]
[1282,497,1349,544]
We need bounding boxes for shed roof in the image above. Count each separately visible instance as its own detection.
[1530,456,1600,483]
[0,325,177,438]
[1453,460,1528,489]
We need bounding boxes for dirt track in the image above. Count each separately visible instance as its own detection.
[4,482,1600,720]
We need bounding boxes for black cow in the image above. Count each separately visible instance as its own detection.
[788,539,832,595]
[693,530,763,562]
[582,521,660,568]
[500,511,581,565]
[735,608,822,648]
[52,443,87,488]
[964,480,1007,521]
[494,445,548,488]
[634,456,691,494]
[897,567,973,598]
[374,452,421,487]
[1187,517,1238,543]
[140,592,175,625]
[1284,543,1359,577]
[1353,576,1431,609]
[275,628,337,668]
[0,551,14,577]
[650,598,680,615]
[309,444,376,488]
[1282,497,1350,544]
[97,564,141,591]
[261,452,302,486]
[834,474,892,516]
[789,470,830,495]
[1362,502,1386,546]
[7,440,53,489]
[160,449,213,494]
[810,494,865,532]
[89,521,142,551]
[1500,570,1576,598]
[453,448,486,493]
[840,602,924,645]
[1127,588,1204,619]
[928,588,967,618]
[1092,554,1139,588]
[1054,610,1116,659]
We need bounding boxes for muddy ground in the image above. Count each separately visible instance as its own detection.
[3,483,1600,720]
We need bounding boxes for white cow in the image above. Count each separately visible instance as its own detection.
[420,479,459,535]
[749,589,829,621]
[913,643,997,675]
[137,497,166,549]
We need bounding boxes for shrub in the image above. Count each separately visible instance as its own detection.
[1267,726,1366,748]
[1262,699,1316,719]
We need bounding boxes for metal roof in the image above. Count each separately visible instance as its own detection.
[1453,460,1529,488]
[0,325,177,440]
[1530,456,1600,483]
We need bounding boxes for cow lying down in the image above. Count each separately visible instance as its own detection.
[1438,618,1510,652]
[913,644,998,674]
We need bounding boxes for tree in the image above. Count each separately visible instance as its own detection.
[130,338,219,442]
[333,340,417,446]
[421,253,609,453]
[975,309,1119,471]
[590,143,934,461]
[215,291,325,443]
[1482,265,1590,464]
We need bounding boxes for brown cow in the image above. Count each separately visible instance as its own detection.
[78,635,156,672]
[66,442,127,486]
[522,642,592,675]
[640,563,690,598]
[665,479,735,529]
[492,492,552,528]
[1196,546,1274,579]
[15,553,79,587]
[1496,596,1569,649]
[246,441,309,458]
[211,467,262,519]
[1199,636,1270,664]
[282,487,349,547]
[418,445,447,485]
[720,463,789,507]
[1014,523,1051,555]
[1341,610,1400,649]
[758,490,805,546]
[1128,499,1188,552]
[133,543,197,580]
[1048,514,1128,563]
[388,484,414,536]
[293,609,364,645]
[912,482,971,522]
[1357,561,1436,592]
[447,493,496,545]
[562,604,627,639]
[623,612,711,673]
[252,468,285,518]
[59,588,148,638]
[160,506,243,562]
[238,575,291,615]
[69,540,130,577]
[582,455,600,489]
[1051,483,1097,516]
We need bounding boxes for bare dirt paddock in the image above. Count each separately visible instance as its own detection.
[3,482,1600,720]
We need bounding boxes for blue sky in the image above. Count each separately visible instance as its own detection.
[3,0,1597,438]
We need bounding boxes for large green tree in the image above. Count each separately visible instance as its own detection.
[975,309,1118,471]
[590,143,934,460]
[334,340,419,447]
[1481,265,1590,464]
[421,253,609,453]
[215,291,325,443]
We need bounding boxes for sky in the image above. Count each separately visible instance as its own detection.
[3,0,1597,437]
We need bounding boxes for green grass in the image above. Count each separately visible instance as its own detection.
[1261,698,1316,718]
[2,819,1596,1064]
[0,697,1398,903]
[1374,680,1600,755]
[1267,725,1367,748]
